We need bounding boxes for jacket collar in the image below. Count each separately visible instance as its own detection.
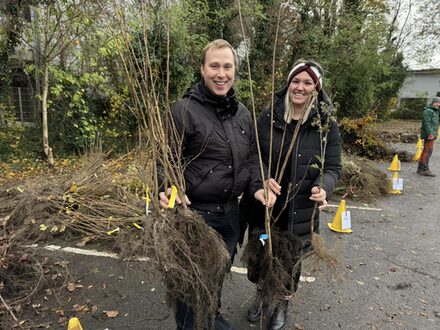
[184,81,239,118]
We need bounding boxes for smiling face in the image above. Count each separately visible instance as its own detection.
[288,70,316,107]
[200,47,235,96]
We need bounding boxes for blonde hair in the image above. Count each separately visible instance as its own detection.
[201,39,238,68]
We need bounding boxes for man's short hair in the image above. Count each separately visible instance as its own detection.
[201,39,238,68]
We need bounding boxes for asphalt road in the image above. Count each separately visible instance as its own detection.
[19,143,440,330]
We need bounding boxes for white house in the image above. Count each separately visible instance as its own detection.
[398,69,440,105]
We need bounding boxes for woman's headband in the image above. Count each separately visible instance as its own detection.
[287,62,323,92]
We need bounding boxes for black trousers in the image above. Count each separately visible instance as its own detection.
[175,203,240,330]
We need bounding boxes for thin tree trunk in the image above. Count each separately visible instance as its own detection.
[41,64,54,166]
[31,6,42,120]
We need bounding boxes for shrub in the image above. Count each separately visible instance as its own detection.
[391,98,426,120]
[0,103,24,161]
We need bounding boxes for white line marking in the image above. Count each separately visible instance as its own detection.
[31,245,248,272]
[327,204,382,211]
[30,244,150,261]
[230,266,247,274]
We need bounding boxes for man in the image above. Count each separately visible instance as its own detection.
[417,96,440,177]
[159,39,275,330]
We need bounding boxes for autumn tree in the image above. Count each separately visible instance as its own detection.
[18,0,91,164]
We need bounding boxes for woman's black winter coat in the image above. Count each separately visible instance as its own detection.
[241,87,341,244]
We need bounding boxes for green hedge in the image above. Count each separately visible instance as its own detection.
[391,98,427,120]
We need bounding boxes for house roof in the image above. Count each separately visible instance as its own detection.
[407,68,440,74]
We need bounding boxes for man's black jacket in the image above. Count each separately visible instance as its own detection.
[163,82,261,210]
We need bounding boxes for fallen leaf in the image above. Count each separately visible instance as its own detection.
[67,282,76,292]
[76,236,93,247]
[52,272,63,280]
[105,310,119,318]
[303,276,315,283]
[73,304,89,313]
[55,309,65,316]
[54,261,70,268]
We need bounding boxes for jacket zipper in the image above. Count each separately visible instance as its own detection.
[288,131,300,235]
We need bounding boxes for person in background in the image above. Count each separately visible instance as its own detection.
[241,60,341,330]
[417,96,440,177]
[159,39,276,330]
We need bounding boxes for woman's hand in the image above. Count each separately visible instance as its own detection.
[310,186,328,211]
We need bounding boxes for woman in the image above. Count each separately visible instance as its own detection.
[242,60,341,330]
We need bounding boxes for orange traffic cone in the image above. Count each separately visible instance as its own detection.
[387,171,403,195]
[67,317,83,330]
[388,154,401,172]
[413,139,423,161]
[327,199,352,233]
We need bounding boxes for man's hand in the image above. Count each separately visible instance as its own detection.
[427,134,435,141]
[254,188,277,207]
[159,187,191,209]
[310,186,328,211]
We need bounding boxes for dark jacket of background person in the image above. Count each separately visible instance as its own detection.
[420,105,439,139]
[241,86,341,243]
[168,81,261,211]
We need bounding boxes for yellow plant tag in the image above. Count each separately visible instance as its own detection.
[70,182,78,193]
[106,227,120,235]
[132,222,143,230]
[146,186,151,205]
[168,185,178,209]
[145,185,151,215]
